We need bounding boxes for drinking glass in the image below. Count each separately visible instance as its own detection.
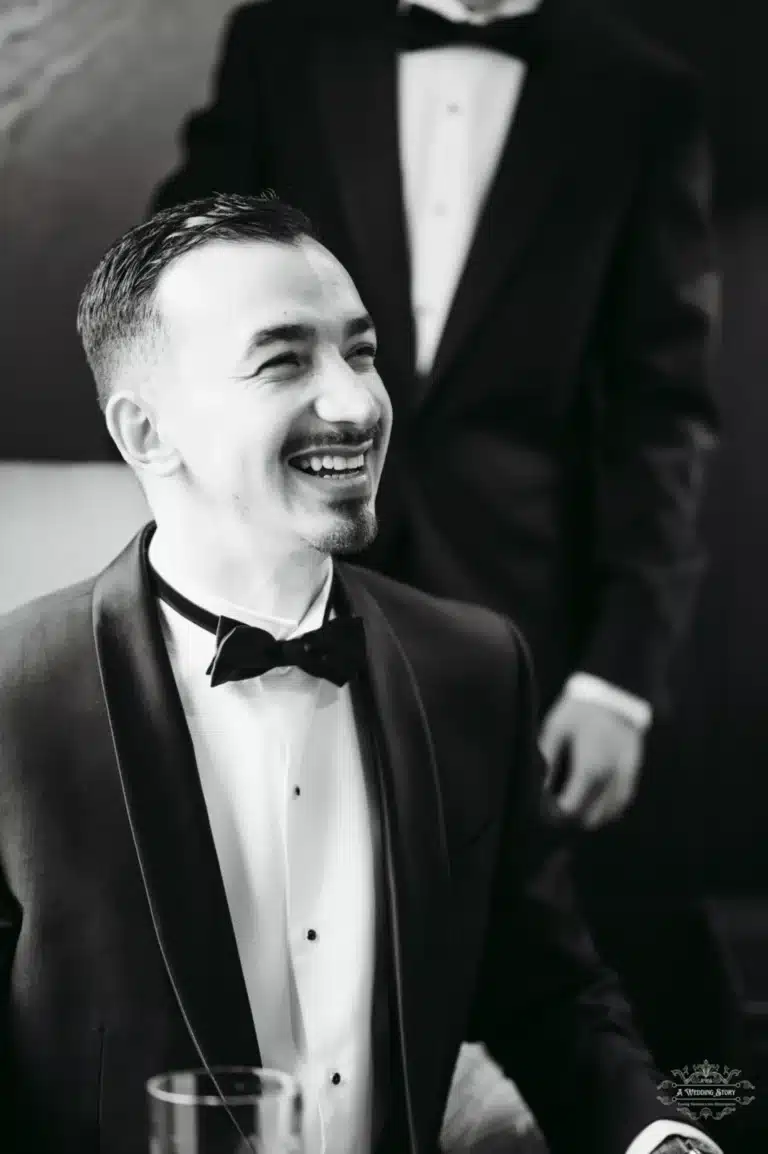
[147,1066,303,1154]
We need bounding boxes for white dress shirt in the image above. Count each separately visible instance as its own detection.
[400,11,716,1154]
[399,0,538,377]
[151,546,377,1154]
[398,0,653,729]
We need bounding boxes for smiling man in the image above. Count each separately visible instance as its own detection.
[0,194,719,1154]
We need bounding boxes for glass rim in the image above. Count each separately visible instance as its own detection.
[146,1065,300,1107]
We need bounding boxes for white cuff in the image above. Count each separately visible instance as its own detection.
[625,1118,723,1154]
[566,672,653,730]
[439,1043,536,1149]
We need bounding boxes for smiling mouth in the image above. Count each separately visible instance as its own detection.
[287,444,371,480]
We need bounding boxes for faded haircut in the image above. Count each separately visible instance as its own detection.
[76,192,316,409]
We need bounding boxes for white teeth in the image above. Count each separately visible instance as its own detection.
[293,450,368,474]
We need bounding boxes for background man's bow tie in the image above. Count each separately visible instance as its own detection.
[207,616,367,688]
[398,4,541,63]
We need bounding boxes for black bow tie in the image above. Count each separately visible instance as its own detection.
[398,4,541,63]
[207,615,367,688]
[151,569,367,688]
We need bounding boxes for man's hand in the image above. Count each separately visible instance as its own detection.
[539,695,645,829]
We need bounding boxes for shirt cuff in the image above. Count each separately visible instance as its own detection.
[565,672,653,731]
[625,1118,723,1154]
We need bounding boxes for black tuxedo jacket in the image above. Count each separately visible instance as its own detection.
[153,0,719,708]
[0,526,682,1154]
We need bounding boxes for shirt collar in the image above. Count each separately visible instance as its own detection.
[398,0,542,25]
[148,535,334,640]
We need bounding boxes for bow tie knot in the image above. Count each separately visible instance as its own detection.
[206,615,367,688]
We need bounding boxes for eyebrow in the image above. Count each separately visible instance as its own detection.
[244,313,376,358]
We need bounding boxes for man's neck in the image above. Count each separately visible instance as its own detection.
[148,524,332,628]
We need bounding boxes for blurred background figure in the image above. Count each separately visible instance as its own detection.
[2,0,767,1150]
[149,0,733,1134]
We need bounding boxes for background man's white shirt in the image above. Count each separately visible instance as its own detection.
[399,0,538,376]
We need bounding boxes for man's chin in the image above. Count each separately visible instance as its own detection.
[310,506,378,556]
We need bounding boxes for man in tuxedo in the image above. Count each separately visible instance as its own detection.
[0,195,719,1154]
[152,0,719,832]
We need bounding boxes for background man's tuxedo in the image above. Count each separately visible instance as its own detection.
[153,0,718,710]
[0,527,682,1154]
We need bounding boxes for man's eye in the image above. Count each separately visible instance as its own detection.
[348,344,377,363]
[261,352,303,371]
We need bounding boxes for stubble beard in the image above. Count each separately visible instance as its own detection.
[316,502,378,556]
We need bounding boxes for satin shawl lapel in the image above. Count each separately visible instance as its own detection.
[92,525,260,1067]
[314,21,416,400]
[338,564,451,1153]
[426,4,585,396]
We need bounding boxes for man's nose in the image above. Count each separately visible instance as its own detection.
[313,359,379,427]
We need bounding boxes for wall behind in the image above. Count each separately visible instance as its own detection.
[1,0,242,459]
[597,0,768,895]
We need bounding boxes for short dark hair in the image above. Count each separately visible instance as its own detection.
[77,192,317,409]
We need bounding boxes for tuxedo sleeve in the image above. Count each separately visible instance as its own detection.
[468,623,687,1154]
[150,4,269,213]
[581,70,719,707]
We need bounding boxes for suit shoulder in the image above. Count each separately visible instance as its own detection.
[215,1,308,40]
[225,0,391,36]
[0,579,95,683]
[572,0,702,95]
[342,564,524,671]
[566,1,706,157]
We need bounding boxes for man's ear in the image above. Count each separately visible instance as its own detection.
[104,390,181,477]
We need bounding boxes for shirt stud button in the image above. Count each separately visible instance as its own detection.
[331,1072,341,1086]
[307,928,317,941]
[294,786,301,798]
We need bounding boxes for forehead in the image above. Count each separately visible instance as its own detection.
[155,237,364,335]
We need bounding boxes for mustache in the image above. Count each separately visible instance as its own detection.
[283,420,383,456]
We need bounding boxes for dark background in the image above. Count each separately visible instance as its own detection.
[1,0,766,896]
[588,0,768,899]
